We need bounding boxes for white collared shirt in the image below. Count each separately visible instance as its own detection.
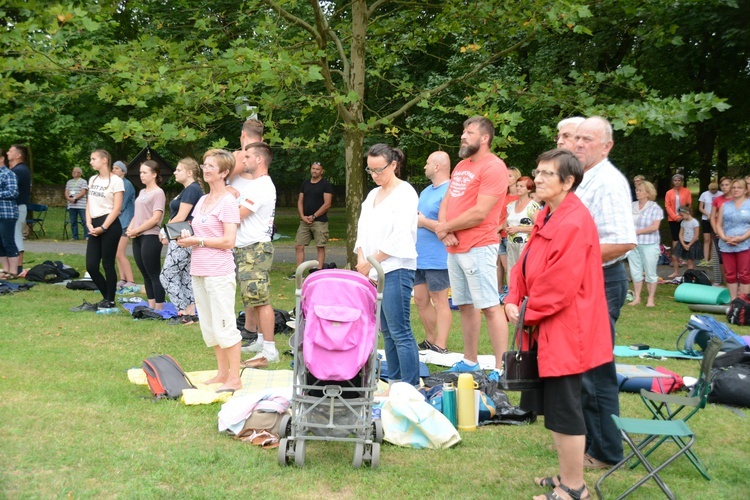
[575,158,637,266]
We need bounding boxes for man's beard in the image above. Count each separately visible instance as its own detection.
[458,142,479,159]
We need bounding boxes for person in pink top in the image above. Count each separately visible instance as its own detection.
[177,149,242,393]
[126,160,166,310]
[709,177,733,286]
[436,116,509,379]
[665,173,692,278]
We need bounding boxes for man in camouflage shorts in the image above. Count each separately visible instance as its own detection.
[235,142,278,369]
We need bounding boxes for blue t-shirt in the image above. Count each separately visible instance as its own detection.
[416,181,449,270]
[169,182,203,221]
[118,178,136,229]
[11,163,31,206]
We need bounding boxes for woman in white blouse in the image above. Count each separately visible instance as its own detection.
[355,144,419,387]
[627,181,664,307]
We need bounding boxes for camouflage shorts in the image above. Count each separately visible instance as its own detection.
[235,241,274,307]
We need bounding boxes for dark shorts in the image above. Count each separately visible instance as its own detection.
[668,221,681,243]
[498,237,508,256]
[543,373,586,435]
[413,269,450,292]
[701,219,712,234]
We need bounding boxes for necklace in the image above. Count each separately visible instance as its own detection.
[199,192,224,223]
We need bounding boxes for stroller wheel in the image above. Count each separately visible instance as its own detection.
[372,420,383,443]
[279,414,291,438]
[352,442,364,468]
[370,442,381,468]
[278,438,291,466]
[294,439,306,467]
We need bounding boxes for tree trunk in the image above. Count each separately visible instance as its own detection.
[695,121,716,193]
[342,0,367,269]
[343,126,365,268]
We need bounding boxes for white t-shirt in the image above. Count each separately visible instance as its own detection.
[698,190,721,220]
[236,175,276,248]
[681,218,700,243]
[87,174,125,218]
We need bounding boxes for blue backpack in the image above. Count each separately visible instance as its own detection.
[678,314,746,356]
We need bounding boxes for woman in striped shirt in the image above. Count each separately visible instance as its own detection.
[177,149,242,393]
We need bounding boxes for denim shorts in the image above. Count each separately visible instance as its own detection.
[498,237,508,256]
[447,245,499,310]
[414,269,450,292]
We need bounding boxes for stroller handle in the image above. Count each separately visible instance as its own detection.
[296,260,320,288]
[294,258,384,293]
[366,255,385,293]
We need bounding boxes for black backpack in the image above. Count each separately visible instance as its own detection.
[26,260,79,283]
[682,269,711,286]
[142,355,195,400]
[728,294,750,326]
[708,348,750,407]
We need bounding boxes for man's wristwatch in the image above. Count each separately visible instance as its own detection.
[311,214,316,221]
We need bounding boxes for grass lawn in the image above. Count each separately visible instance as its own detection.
[2,250,750,498]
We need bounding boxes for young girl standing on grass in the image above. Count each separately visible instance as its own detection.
[677,206,702,272]
[72,150,124,312]
[126,160,166,310]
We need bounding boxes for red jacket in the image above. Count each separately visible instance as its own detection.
[506,193,613,377]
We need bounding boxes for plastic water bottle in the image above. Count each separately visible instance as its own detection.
[96,307,120,315]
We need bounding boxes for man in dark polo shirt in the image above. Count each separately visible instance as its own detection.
[292,161,333,276]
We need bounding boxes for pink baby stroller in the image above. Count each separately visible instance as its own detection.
[278,259,384,468]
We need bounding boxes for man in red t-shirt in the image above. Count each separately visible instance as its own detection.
[436,116,509,378]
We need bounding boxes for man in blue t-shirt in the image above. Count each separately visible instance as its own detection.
[414,151,453,354]
[7,145,31,274]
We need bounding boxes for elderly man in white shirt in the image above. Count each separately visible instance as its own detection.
[571,116,636,470]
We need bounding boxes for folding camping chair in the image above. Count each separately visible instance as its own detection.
[631,335,722,480]
[25,203,48,239]
[595,416,697,500]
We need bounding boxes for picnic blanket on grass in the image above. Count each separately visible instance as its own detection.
[382,349,496,369]
[613,345,702,360]
[128,367,293,404]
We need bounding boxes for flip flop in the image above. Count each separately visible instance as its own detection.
[215,388,236,394]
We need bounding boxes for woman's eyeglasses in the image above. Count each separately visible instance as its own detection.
[200,164,218,171]
[365,165,389,175]
[532,169,557,178]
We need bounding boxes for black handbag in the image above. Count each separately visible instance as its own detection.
[501,297,543,391]
[164,221,193,240]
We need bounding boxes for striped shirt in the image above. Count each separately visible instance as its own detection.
[190,193,240,277]
[0,166,19,220]
[632,201,664,245]
[575,158,637,266]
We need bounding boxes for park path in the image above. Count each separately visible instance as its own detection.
[23,239,349,267]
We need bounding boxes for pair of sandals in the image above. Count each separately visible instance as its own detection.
[0,271,18,280]
[534,475,590,500]
[236,429,279,449]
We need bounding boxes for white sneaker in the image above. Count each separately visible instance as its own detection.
[258,349,279,363]
[241,340,263,354]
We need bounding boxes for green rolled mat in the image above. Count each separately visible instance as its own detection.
[674,283,730,305]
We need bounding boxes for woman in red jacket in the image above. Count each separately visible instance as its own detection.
[665,174,693,278]
[505,149,611,500]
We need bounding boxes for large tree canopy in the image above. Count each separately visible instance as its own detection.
[1,0,741,262]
